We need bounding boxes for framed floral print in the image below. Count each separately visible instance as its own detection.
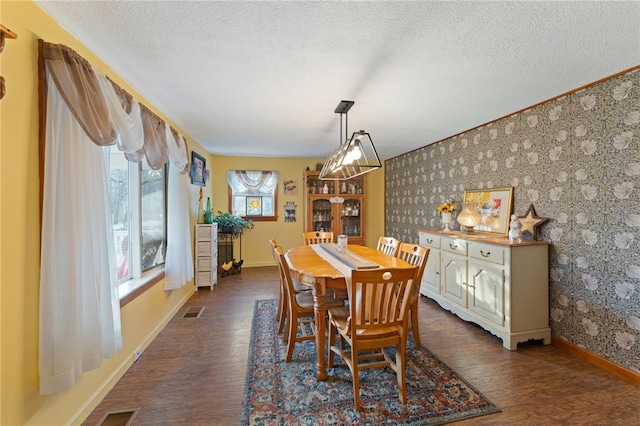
[462,187,514,236]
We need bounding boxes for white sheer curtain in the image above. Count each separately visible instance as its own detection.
[40,43,197,394]
[39,72,123,394]
[95,69,144,155]
[164,127,193,290]
[227,170,278,192]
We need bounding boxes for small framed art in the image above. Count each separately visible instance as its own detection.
[283,178,297,195]
[462,187,514,235]
[190,151,206,186]
[246,196,263,216]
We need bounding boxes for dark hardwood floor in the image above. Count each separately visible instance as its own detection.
[83,266,640,425]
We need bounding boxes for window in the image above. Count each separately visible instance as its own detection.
[109,145,167,289]
[228,170,279,220]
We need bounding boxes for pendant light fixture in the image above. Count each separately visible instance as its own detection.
[319,100,382,180]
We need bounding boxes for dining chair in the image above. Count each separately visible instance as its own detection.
[270,239,311,336]
[302,231,334,245]
[396,242,430,349]
[269,238,288,335]
[274,245,344,362]
[327,267,418,411]
[376,236,401,257]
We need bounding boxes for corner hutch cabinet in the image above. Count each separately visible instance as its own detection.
[418,229,551,350]
[195,223,218,290]
[304,171,365,245]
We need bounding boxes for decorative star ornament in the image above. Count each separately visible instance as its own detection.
[518,204,549,241]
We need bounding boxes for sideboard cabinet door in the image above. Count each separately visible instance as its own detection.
[417,230,550,350]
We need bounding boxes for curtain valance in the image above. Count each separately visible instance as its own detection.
[227,170,279,193]
[41,41,188,172]
[42,42,116,146]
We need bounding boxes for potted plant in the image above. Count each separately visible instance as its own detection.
[213,211,254,237]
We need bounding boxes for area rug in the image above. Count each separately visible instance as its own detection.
[241,299,500,425]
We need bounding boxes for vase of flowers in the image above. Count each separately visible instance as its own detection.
[438,199,456,231]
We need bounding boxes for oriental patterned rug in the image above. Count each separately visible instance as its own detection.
[241,300,500,425]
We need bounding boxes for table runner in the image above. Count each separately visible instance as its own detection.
[310,243,380,301]
[310,244,354,281]
[312,243,380,271]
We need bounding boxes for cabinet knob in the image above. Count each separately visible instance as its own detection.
[480,250,491,258]
[449,243,457,250]
[426,238,433,244]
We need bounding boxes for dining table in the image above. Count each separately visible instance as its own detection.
[285,243,416,380]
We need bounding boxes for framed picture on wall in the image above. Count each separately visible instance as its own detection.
[190,151,206,186]
[283,178,297,195]
[462,187,514,235]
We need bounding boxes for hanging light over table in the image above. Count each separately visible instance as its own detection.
[319,100,382,180]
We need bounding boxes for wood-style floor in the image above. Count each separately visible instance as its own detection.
[83,266,640,425]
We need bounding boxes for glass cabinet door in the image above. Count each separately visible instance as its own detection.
[312,198,332,232]
[341,198,362,237]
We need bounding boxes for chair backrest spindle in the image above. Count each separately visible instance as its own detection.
[376,236,401,257]
[302,231,334,245]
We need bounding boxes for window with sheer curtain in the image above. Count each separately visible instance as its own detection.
[110,146,167,282]
[227,170,279,219]
[38,41,193,394]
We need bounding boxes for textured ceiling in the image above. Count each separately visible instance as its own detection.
[35,1,640,160]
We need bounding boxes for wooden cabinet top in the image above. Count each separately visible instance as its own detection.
[304,171,364,197]
[418,229,550,247]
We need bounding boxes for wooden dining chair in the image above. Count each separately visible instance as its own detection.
[327,267,418,411]
[302,231,334,245]
[376,236,401,257]
[274,246,344,362]
[269,238,288,335]
[270,239,310,336]
[396,242,430,349]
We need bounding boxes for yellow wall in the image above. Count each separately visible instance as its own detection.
[0,2,206,424]
[210,157,385,265]
[1,2,385,424]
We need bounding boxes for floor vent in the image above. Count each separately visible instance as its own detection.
[97,408,140,426]
[183,306,205,318]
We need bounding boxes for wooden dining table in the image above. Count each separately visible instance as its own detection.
[285,244,416,380]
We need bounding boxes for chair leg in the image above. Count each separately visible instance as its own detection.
[285,309,297,362]
[278,294,288,336]
[351,346,362,411]
[276,291,283,328]
[276,294,282,323]
[410,300,421,349]
[395,343,408,404]
[327,320,335,367]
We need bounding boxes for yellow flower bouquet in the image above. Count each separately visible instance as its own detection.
[437,200,456,214]
[438,199,456,231]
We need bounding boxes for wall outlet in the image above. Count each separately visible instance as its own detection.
[133,349,142,362]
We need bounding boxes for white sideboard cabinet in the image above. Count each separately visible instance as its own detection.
[418,229,551,350]
[195,223,218,290]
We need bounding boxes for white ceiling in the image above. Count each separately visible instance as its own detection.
[35,1,640,160]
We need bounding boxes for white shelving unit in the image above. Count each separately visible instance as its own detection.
[195,223,218,290]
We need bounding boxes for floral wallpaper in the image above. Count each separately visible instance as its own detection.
[385,68,640,372]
